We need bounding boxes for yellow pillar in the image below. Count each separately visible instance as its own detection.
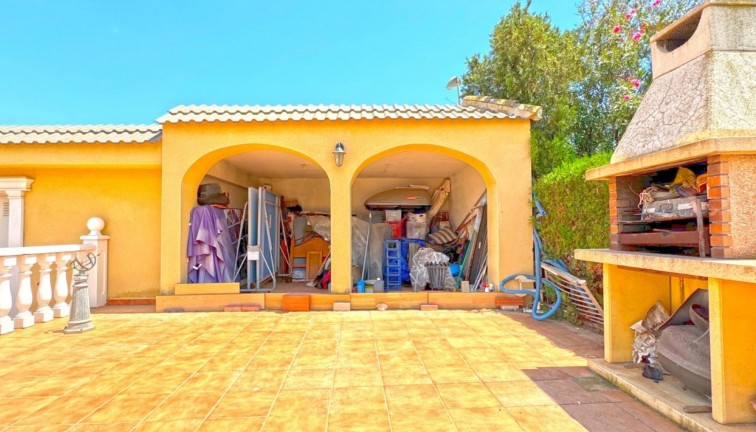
[329,169,353,294]
[603,264,671,362]
[708,278,756,424]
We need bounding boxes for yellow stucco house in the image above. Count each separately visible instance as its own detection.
[0,97,540,309]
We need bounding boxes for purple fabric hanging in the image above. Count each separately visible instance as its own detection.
[187,205,236,283]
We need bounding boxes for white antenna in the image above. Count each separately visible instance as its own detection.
[446,76,461,104]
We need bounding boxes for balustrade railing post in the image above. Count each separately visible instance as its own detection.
[0,256,17,335]
[80,217,109,308]
[52,253,72,318]
[34,253,55,323]
[13,255,37,329]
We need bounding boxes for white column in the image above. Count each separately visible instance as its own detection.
[52,253,72,318]
[13,255,37,329]
[80,217,109,308]
[34,253,55,323]
[6,190,27,248]
[0,256,17,335]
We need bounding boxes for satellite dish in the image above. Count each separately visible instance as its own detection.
[446,76,460,90]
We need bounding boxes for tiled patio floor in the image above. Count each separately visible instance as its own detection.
[0,309,683,431]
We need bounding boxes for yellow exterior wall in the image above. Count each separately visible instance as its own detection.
[448,164,486,228]
[0,144,162,299]
[161,118,533,295]
[708,278,756,424]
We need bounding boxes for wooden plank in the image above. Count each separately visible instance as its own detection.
[618,229,708,247]
[310,294,350,311]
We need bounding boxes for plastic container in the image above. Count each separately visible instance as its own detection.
[357,280,365,293]
[385,209,402,222]
[406,222,428,239]
[387,221,403,238]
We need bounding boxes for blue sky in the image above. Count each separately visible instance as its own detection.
[0,1,580,125]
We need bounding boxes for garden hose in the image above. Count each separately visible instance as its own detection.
[499,196,562,320]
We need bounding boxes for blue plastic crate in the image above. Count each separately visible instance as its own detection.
[384,267,401,277]
[384,257,401,267]
[385,274,402,291]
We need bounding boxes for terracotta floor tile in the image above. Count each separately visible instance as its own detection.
[520,367,570,381]
[333,367,383,388]
[104,357,164,376]
[616,401,684,432]
[247,355,294,369]
[177,372,239,393]
[70,422,135,431]
[132,419,202,432]
[388,408,457,432]
[269,388,331,416]
[199,417,265,432]
[66,374,139,397]
[122,370,192,394]
[199,354,248,372]
[535,378,610,405]
[448,407,524,431]
[3,425,74,432]
[330,386,386,413]
[328,410,391,431]
[381,367,432,386]
[507,406,584,432]
[15,395,110,425]
[146,392,222,422]
[11,375,91,398]
[384,384,445,411]
[292,353,337,369]
[561,402,656,432]
[0,396,56,426]
[209,390,278,418]
[469,362,529,382]
[59,360,120,376]
[261,414,327,432]
[83,393,167,423]
[157,358,208,374]
[283,367,334,389]
[426,366,481,384]
[486,381,558,407]
[232,368,287,393]
[436,383,502,409]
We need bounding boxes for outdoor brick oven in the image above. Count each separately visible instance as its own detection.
[576,1,756,428]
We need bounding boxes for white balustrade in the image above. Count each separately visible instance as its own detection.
[14,254,37,329]
[52,253,73,318]
[0,257,17,335]
[34,253,56,323]
[0,218,108,335]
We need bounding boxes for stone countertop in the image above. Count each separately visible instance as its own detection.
[575,249,756,284]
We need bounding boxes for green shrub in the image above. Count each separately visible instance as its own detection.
[533,152,611,303]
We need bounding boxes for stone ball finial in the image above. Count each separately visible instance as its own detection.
[87,217,105,236]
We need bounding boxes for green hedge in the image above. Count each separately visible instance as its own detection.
[533,152,611,303]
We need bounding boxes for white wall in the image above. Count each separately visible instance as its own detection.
[260,178,330,213]
[448,165,486,229]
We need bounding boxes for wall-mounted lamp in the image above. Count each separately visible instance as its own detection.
[333,142,346,167]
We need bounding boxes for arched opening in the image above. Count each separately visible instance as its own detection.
[181,145,331,292]
[350,145,495,294]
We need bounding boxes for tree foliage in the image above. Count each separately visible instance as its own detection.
[462,0,581,177]
[462,0,697,173]
[572,0,698,155]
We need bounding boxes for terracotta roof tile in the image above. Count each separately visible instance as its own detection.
[156,103,522,124]
[0,124,162,144]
